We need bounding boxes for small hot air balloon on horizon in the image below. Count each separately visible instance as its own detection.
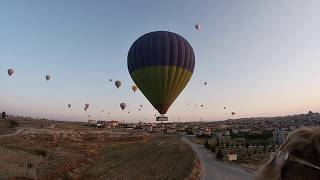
[46,75,51,81]
[132,85,138,92]
[109,79,112,82]
[120,103,127,110]
[231,112,236,116]
[115,81,121,88]
[204,82,207,86]
[195,24,200,31]
[224,107,226,109]
[128,31,195,116]
[140,105,143,108]
[68,104,71,108]
[8,69,14,76]
[200,105,204,107]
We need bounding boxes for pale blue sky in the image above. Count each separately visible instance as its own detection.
[1,0,320,122]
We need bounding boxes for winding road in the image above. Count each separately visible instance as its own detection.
[182,136,254,180]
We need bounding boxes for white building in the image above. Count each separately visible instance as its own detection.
[226,154,238,161]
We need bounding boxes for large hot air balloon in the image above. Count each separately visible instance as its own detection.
[68,104,71,108]
[115,81,121,88]
[195,24,200,31]
[120,103,126,110]
[127,31,195,115]
[46,75,51,81]
[132,85,138,92]
[8,69,14,76]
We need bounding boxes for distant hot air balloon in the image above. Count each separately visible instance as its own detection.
[68,104,71,108]
[140,105,143,108]
[8,69,14,76]
[195,24,200,31]
[109,79,112,82]
[231,112,236,116]
[138,108,141,111]
[224,107,226,109]
[127,111,130,114]
[120,103,126,110]
[84,107,87,111]
[107,112,111,115]
[204,82,207,86]
[85,104,89,108]
[132,85,138,92]
[102,110,104,113]
[46,75,51,81]
[115,81,121,88]
[200,105,204,107]
[127,31,195,115]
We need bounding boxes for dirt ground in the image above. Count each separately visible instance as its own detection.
[0,118,198,180]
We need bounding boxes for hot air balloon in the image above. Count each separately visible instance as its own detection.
[204,82,207,86]
[138,108,141,111]
[46,75,51,81]
[132,85,138,92]
[200,105,204,107]
[115,81,121,88]
[68,104,71,108]
[231,112,236,116]
[109,79,112,82]
[127,111,130,114]
[107,112,111,115]
[140,105,143,108]
[224,107,226,109]
[85,104,89,108]
[127,31,195,116]
[120,103,126,110]
[8,69,14,76]
[195,24,200,31]
[84,107,87,111]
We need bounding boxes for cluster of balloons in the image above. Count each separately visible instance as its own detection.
[6,25,240,122]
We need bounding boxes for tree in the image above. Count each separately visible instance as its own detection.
[263,145,267,153]
[204,139,209,148]
[1,111,6,119]
[216,148,224,159]
[211,145,216,153]
[245,141,249,148]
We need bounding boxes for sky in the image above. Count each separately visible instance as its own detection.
[1,0,320,122]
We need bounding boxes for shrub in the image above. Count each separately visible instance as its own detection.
[33,150,47,157]
[8,120,18,128]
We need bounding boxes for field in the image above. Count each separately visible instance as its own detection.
[0,118,199,180]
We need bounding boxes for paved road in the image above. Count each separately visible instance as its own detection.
[182,137,254,180]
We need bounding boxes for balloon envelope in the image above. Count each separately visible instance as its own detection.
[68,104,71,108]
[127,31,195,114]
[195,24,200,30]
[231,112,236,115]
[115,81,121,88]
[46,75,51,81]
[132,85,138,92]
[120,103,126,110]
[8,69,14,76]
